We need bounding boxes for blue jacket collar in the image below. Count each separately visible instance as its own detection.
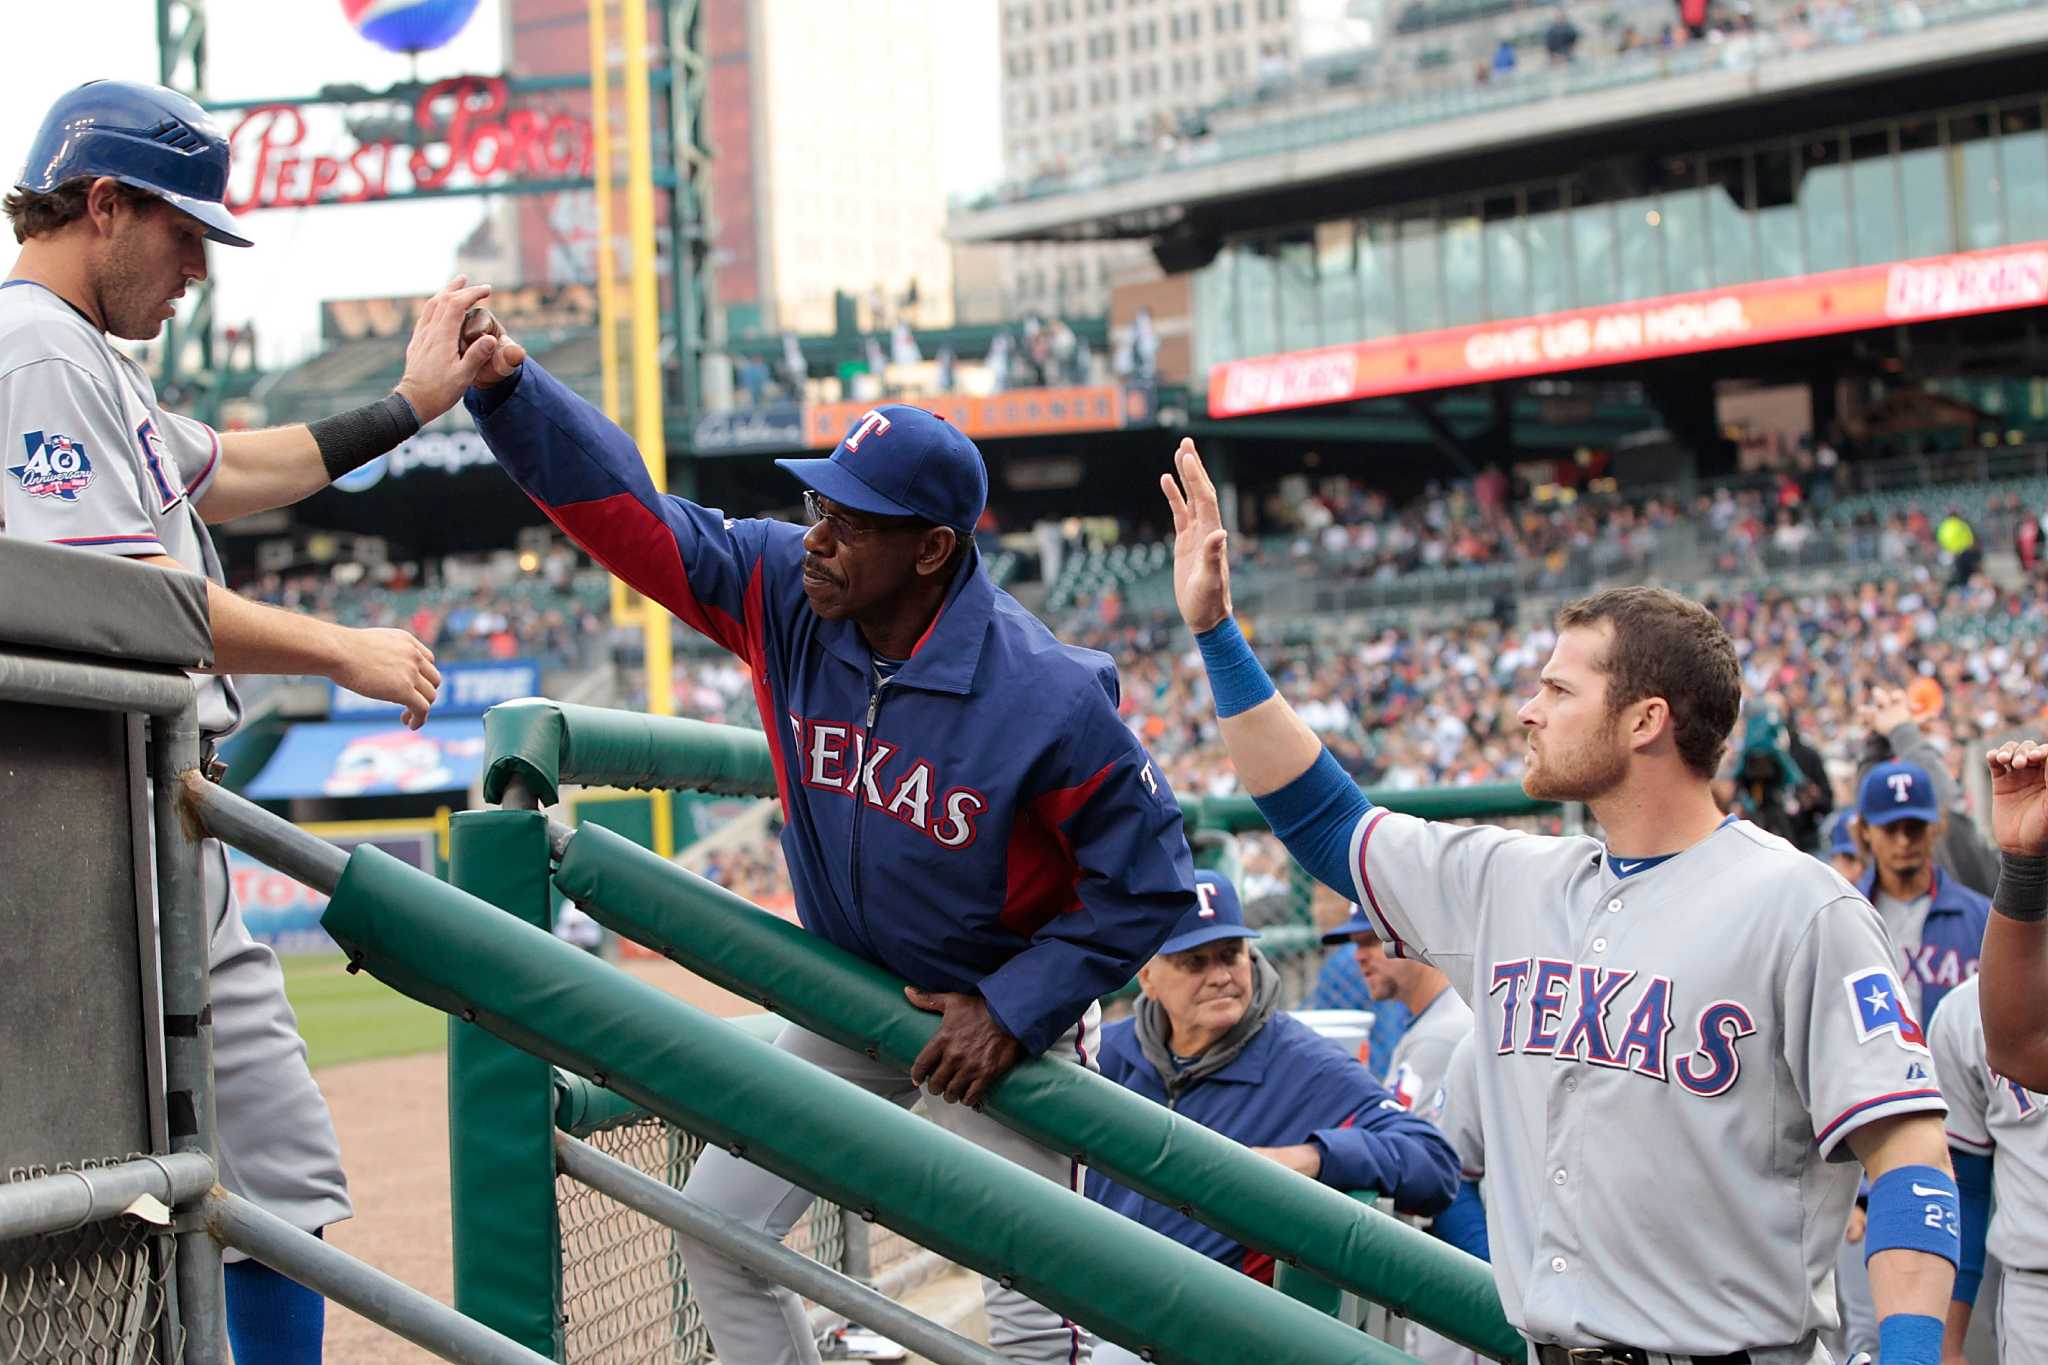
[1183,1016,1280,1088]
[817,548,992,696]
[1857,866,1972,915]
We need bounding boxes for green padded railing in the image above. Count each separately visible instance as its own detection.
[324,847,1407,1365]
[484,700,777,805]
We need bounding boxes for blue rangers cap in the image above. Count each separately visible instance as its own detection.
[1823,809,1859,858]
[1320,904,1379,945]
[777,404,987,534]
[1857,760,1941,826]
[1158,871,1263,956]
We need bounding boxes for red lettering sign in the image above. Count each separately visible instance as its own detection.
[226,76,594,214]
[1209,240,2048,417]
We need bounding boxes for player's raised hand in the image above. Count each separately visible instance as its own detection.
[458,306,527,387]
[1987,739,2048,855]
[394,275,503,423]
[330,627,442,731]
[1860,685,1913,736]
[1161,437,1233,633]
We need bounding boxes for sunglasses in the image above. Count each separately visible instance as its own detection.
[802,489,926,542]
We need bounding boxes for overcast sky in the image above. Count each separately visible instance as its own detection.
[3,1,1001,365]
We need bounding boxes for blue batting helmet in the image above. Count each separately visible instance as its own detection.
[17,81,251,248]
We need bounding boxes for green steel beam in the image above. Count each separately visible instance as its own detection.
[447,811,562,1358]
[551,823,1520,1360]
[1187,784,1558,832]
[319,846,1410,1365]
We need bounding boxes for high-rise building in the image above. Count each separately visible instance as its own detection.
[501,0,954,341]
[992,0,1370,318]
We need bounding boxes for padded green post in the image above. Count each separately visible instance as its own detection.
[553,824,1520,1360]
[320,847,1408,1365]
[446,811,562,1358]
[482,699,776,805]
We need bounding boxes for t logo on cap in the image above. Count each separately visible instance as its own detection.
[1888,773,1915,804]
[1195,881,1220,919]
[844,410,892,452]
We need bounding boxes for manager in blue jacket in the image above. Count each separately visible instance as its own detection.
[460,326,1194,1365]
[1087,873,1458,1365]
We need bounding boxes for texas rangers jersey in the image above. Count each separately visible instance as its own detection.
[0,280,236,738]
[1929,975,2048,1272]
[1386,985,1474,1114]
[1423,1034,1485,1181]
[1349,812,1945,1353]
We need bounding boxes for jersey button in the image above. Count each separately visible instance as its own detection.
[1564,1077,1579,1092]
[1606,898,1623,913]
[1551,1256,1568,1273]
[1591,937,1608,953]
[1552,1169,1567,1185]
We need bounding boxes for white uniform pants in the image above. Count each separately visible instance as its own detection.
[676,1011,1100,1365]
[1999,1265,2048,1365]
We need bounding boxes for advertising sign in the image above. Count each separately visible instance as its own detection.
[693,403,806,455]
[1209,240,2048,417]
[228,827,435,952]
[804,385,1152,449]
[330,659,540,719]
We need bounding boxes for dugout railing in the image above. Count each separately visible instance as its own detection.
[440,697,1547,1364]
[0,538,557,1365]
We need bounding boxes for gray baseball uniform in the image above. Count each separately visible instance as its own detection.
[0,280,350,1242]
[1348,810,1945,1354]
[1929,975,2048,1365]
[1387,985,1474,1115]
[1410,1030,1485,1365]
[1423,1034,1484,1182]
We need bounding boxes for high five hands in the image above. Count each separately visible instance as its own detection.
[1160,437,1233,634]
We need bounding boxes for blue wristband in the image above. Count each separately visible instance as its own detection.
[1195,617,1276,718]
[1864,1165,1960,1268]
[1876,1313,1942,1365]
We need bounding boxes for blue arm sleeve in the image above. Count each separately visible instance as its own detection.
[1953,1149,1992,1305]
[1251,746,1374,898]
[1310,1101,1459,1217]
[1431,1180,1490,1261]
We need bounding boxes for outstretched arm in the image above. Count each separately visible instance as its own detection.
[1980,739,2048,1088]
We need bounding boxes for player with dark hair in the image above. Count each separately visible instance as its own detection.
[458,312,1194,1365]
[2,79,505,1363]
[1162,438,1959,1365]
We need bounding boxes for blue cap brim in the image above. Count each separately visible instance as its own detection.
[775,456,921,520]
[123,178,253,248]
[1320,912,1379,945]
[1158,923,1261,957]
[1861,806,1940,827]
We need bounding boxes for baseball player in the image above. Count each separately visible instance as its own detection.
[1323,904,1473,1113]
[1980,738,2048,1091]
[1087,871,1458,1365]
[458,321,1194,1365]
[1822,810,1865,885]
[1928,976,2043,1363]
[1849,760,1989,1025]
[2,81,500,1362]
[1162,439,1960,1365]
[1412,1035,1489,1365]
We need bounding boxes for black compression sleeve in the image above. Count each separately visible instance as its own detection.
[310,392,420,482]
[1994,851,2048,923]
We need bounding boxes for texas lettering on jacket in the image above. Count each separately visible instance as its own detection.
[789,714,987,848]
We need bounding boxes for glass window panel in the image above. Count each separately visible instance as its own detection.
[1275,238,1320,350]
[1236,243,1280,358]
[1484,202,1530,318]
[2002,103,2048,246]
[1706,155,1755,287]
[1525,188,1570,314]
[1192,250,1234,371]
[1619,197,1665,301]
[1900,119,1952,258]
[1755,146,1803,279]
[1847,128,1898,267]
[1572,197,1620,307]
[1359,219,1399,339]
[1313,218,1362,343]
[1442,206,1486,325]
[1952,112,2004,250]
[1398,213,1443,332]
[1804,136,1854,274]
[1659,183,1711,294]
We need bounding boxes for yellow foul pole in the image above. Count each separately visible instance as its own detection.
[621,0,675,857]
[588,0,620,421]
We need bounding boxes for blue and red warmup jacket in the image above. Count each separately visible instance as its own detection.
[1853,865,1990,1025]
[1084,1012,1458,1279]
[467,363,1196,1054]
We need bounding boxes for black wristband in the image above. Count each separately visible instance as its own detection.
[1994,851,2048,923]
[311,391,420,482]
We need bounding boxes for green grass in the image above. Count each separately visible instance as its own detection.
[280,953,448,1071]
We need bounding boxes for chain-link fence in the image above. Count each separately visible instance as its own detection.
[0,1168,179,1365]
[556,1116,868,1365]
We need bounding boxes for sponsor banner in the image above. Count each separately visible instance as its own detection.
[228,828,435,952]
[244,718,489,801]
[331,659,539,719]
[1208,240,2048,417]
[330,430,498,492]
[803,385,1153,448]
[693,402,806,454]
